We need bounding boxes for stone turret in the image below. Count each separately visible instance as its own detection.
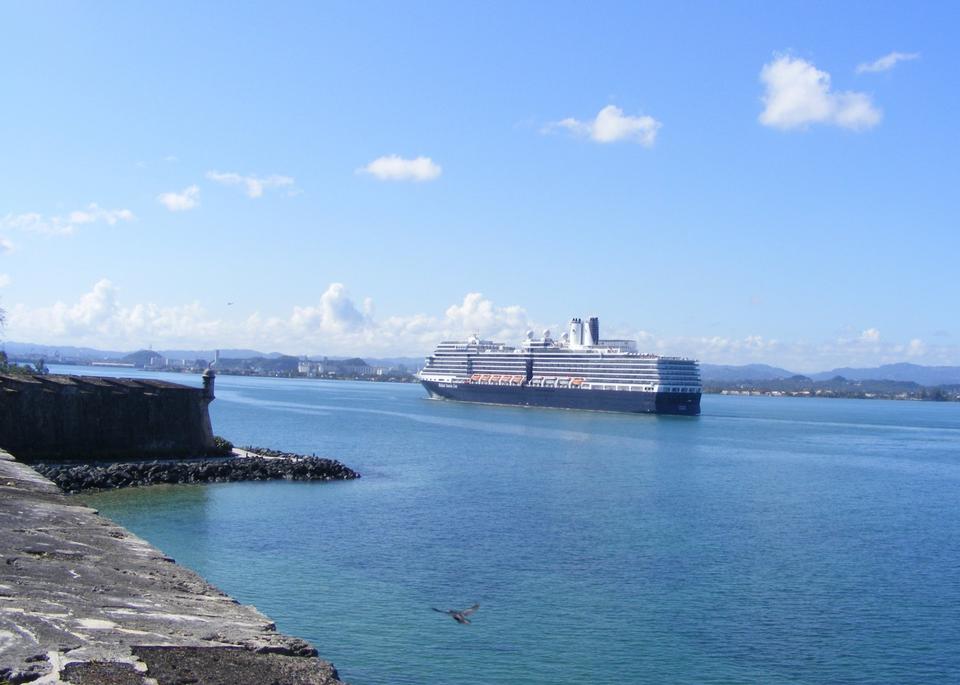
[202,367,216,400]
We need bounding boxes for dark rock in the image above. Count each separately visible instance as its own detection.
[32,452,360,494]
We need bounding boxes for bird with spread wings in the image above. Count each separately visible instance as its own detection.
[431,603,480,624]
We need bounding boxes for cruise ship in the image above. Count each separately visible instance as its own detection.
[417,317,701,415]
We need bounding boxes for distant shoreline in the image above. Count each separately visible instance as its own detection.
[704,387,959,402]
[41,363,960,403]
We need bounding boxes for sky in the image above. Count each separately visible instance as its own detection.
[0,1,957,372]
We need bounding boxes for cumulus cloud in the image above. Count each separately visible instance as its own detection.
[907,338,926,357]
[289,283,371,334]
[359,155,442,182]
[7,281,535,355]
[636,331,960,373]
[157,185,200,211]
[546,105,661,146]
[0,236,12,254]
[759,55,882,131]
[443,293,530,340]
[205,171,296,198]
[8,279,219,346]
[0,273,10,287]
[9,282,958,370]
[856,52,919,74]
[0,204,135,236]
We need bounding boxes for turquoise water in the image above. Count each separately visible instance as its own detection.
[68,367,960,684]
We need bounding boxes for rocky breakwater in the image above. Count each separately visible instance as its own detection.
[33,450,360,494]
[0,449,345,684]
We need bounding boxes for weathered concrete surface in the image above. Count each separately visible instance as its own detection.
[0,374,216,462]
[0,450,344,684]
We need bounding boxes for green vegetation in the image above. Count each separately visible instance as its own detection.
[0,304,24,375]
[211,435,235,456]
[705,376,960,402]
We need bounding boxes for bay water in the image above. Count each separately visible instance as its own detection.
[63,367,960,684]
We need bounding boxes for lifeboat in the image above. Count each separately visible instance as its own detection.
[571,377,584,386]
[471,373,482,382]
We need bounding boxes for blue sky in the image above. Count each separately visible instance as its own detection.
[0,1,956,371]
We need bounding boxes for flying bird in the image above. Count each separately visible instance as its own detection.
[432,603,480,624]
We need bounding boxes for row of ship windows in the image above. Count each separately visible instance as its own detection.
[430,372,699,383]
[427,357,698,367]
[425,364,700,382]
[436,358,698,372]
[433,352,693,362]
[428,367,699,380]
[429,361,699,373]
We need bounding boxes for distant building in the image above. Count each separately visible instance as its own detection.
[298,359,319,377]
[296,356,374,377]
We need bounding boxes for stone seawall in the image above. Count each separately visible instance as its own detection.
[0,373,216,462]
[0,450,345,684]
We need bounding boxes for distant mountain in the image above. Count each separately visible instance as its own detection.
[1,341,125,360]
[120,350,166,367]
[159,349,285,361]
[700,363,796,382]
[216,355,300,374]
[810,363,960,386]
[341,356,424,369]
[7,339,958,384]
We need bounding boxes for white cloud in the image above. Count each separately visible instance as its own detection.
[856,52,919,74]
[9,282,959,370]
[0,237,13,254]
[157,185,200,212]
[0,204,135,236]
[0,274,10,287]
[907,338,926,357]
[8,279,219,346]
[289,283,371,334]
[7,282,534,355]
[68,204,134,225]
[759,55,882,131]
[206,171,295,198]
[547,105,661,146]
[359,155,443,182]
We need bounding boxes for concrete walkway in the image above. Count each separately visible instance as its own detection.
[0,449,344,684]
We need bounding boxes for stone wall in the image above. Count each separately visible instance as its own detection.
[0,449,343,684]
[0,373,216,461]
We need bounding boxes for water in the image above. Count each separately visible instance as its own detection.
[61,366,960,684]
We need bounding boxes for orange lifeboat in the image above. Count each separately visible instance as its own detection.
[571,377,584,386]
[471,373,482,382]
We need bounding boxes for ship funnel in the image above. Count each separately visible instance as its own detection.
[588,317,600,346]
[569,318,584,347]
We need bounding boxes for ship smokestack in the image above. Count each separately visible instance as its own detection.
[588,317,599,346]
[569,318,584,347]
